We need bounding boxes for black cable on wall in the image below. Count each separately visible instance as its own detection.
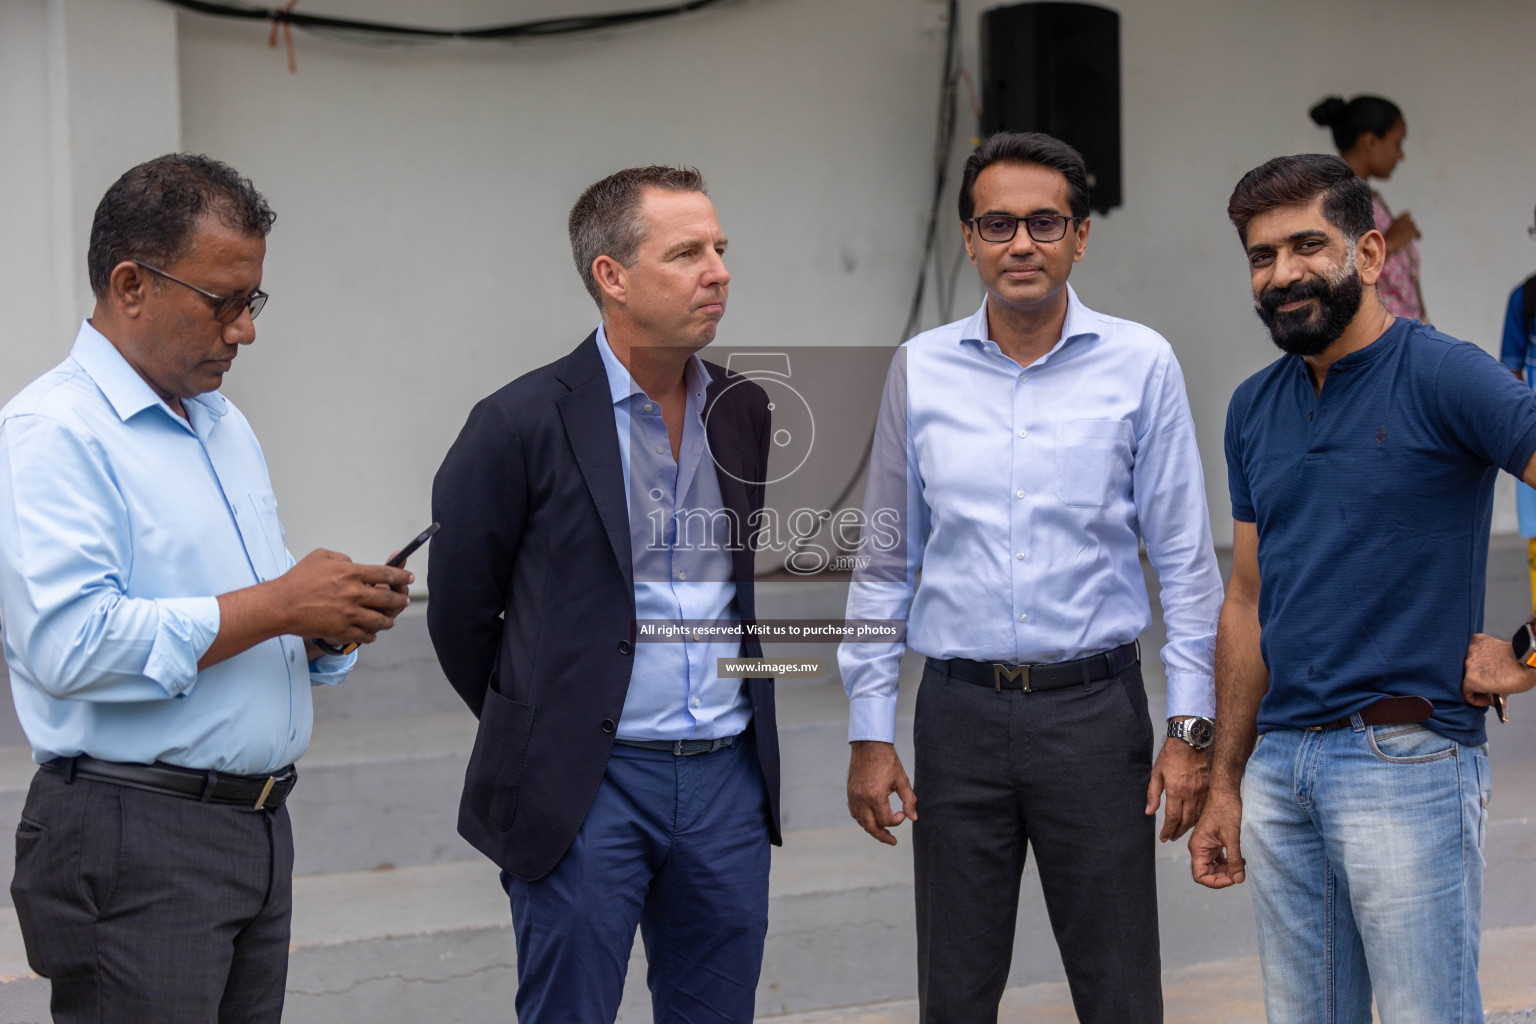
[157,0,738,42]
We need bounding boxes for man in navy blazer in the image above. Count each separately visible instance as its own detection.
[428,165,779,1023]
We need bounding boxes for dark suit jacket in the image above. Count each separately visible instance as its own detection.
[427,333,780,881]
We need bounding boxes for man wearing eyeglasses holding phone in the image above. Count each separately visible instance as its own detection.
[839,132,1223,1023]
[0,154,412,1023]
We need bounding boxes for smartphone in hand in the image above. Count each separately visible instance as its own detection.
[315,523,439,657]
[386,523,440,568]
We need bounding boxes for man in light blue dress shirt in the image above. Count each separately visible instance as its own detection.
[0,155,412,1024]
[839,133,1223,1023]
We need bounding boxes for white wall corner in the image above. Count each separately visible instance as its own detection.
[47,0,181,328]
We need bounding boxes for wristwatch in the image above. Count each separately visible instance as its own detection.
[1512,621,1536,668]
[1167,716,1215,750]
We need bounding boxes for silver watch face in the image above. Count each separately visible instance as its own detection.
[1171,717,1214,748]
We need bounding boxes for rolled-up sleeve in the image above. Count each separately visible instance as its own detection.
[0,416,219,701]
[308,649,357,687]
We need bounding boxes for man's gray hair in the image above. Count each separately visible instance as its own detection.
[568,165,707,309]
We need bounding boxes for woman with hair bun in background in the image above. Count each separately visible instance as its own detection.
[1311,94,1427,320]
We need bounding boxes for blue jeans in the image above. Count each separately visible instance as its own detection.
[502,736,771,1024]
[1242,720,1491,1023]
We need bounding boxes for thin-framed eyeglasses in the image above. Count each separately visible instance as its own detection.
[966,213,1082,244]
[134,261,269,323]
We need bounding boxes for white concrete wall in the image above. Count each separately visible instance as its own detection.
[7,0,1535,575]
[1057,0,1536,541]
[0,0,180,390]
[175,0,949,573]
[0,0,61,394]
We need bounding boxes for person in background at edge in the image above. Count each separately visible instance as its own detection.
[840,131,1224,1024]
[1311,94,1427,321]
[1499,204,1536,616]
[1188,154,1536,1024]
[0,154,413,1024]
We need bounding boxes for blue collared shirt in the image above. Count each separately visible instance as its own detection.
[595,325,751,741]
[0,322,353,774]
[839,287,1223,742]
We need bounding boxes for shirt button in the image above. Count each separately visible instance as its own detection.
[656,444,666,454]
[644,403,654,412]
[1308,411,1315,421]
[1019,613,1028,623]
[693,698,701,707]
[692,632,701,642]
[1015,489,1026,499]
[1016,551,1025,560]
[678,571,687,581]
[1017,429,1028,438]
[288,651,297,663]
[1018,373,1027,382]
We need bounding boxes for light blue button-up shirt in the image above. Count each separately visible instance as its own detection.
[0,322,354,774]
[596,325,752,742]
[839,288,1222,742]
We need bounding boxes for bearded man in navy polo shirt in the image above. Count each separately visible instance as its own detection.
[1187,154,1536,1024]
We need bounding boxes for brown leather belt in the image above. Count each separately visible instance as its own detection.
[1305,695,1434,731]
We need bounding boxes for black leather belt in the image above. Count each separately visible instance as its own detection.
[613,735,737,756]
[41,755,297,810]
[930,641,1140,693]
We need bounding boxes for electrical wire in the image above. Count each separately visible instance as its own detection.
[940,238,969,323]
[765,0,963,578]
[899,0,961,341]
[156,0,738,44]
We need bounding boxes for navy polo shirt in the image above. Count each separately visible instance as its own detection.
[1225,318,1536,745]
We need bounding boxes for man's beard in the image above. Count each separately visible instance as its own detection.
[1254,253,1364,357]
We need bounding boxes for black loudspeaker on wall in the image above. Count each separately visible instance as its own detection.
[980,2,1122,213]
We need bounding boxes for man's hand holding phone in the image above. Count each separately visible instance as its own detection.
[279,550,411,656]
[310,524,437,656]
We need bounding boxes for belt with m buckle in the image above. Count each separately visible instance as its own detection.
[929,640,1140,693]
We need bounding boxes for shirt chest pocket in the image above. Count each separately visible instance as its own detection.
[1053,419,1132,509]
[243,493,289,582]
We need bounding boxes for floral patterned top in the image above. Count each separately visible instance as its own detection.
[1373,190,1423,320]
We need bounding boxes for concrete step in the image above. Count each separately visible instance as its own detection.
[0,538,1533,1022]
[14,633,1536,908]
[1,792,1535,1023]
[0,648,936,894]
[0,823,1234,1023]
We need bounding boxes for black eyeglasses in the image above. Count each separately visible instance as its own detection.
[135,261,269,324]
[967,214,1082,244]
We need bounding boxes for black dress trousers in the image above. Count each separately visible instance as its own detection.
[912,658,1162,1024]
[11,768,294,1024]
